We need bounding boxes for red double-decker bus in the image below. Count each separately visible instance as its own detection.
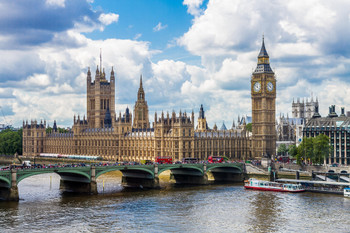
[208,156,225,163]
[155,156,172,164]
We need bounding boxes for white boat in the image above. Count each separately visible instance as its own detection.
[344,187,350,197]
[244,178,305,193]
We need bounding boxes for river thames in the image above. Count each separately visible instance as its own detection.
[0,172,349,233]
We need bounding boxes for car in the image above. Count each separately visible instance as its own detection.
[331,163,338,167]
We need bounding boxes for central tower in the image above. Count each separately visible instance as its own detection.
[251,37,276,158]
[133,75,150,129]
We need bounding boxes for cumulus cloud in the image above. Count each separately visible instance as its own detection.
[153,22,167,32]
[99,13,119,26]
[183,0,204,16]
[0,0,105,48]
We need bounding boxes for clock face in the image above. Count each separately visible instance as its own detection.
[267,82,274,92]
[253,82,261,92]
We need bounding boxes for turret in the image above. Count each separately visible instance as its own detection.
[87,67,91,84]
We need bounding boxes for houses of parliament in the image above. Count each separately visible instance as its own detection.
[23,38,276,162]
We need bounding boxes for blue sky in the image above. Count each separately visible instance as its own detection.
[1,0,350,129]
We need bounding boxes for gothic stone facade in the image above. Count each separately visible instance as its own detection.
[23,40,276,161]
[23,68,252,162]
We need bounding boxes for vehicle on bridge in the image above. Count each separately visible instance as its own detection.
[155,156,172,164]
[140,160,153,165]
[208,156,226,163]
[22,160,31,168]
[182,158,199,164]
[39,153,103,161]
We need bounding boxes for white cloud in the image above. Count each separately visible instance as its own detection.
[134,33,142,40]
[46,0,65,8]
[153,22,167,32]
[99,13,119,26]
[183,0,204,16]
[25,74,51,87]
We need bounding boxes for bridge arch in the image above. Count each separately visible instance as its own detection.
[206,164,242,173]
[0,176,11,188]
[158,165,204,176]
[17,170,91,184]
[95,167,154,179]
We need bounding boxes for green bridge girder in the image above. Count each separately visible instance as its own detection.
[0,163,244,188]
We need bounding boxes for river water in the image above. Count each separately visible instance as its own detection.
[0,172,349,233]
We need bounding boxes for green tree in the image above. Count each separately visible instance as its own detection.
[297,137,314,165]
[245,123,252,132]
[46,127,68,134]
[58,127,69,133]
[0,128,22,155]
[288,144,298,158]
[313,134,330,165]
[277,143,288,156]
[46,127,53,134]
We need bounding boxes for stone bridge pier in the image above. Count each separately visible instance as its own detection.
[59,166,97,194]
[0,170,19,201]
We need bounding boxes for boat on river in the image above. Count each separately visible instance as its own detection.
[344,187,350,197]
[244,178,305,193]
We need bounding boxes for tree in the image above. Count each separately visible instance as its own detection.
[296,134,330,165]
[277,143,288,156]
[245,123,252,132]
[0,128,22,155]
[288,144,298,158]
[297,137,314,165]
[313,134,330,165]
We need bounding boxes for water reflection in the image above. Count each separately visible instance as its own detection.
[248,191,281,232]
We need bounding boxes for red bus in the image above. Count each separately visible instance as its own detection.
[155,156,172,164]
[208,156,225,163]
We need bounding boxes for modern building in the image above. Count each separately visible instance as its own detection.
[303,105,350,165]
[23,38,275,162]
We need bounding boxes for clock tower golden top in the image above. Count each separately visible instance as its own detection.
[254,36,274,74]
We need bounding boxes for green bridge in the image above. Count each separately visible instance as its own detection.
[0,163,245,201]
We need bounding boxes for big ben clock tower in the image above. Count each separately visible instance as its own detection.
[251,37,276,159]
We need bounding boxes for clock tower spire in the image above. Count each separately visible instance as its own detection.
[251,37,276,160]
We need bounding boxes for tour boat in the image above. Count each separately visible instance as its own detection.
[244,178,305,193]
[344,187,350,197]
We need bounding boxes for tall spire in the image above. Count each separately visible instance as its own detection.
[258,35,269,58]
[137,74,145,101]
[253,36,273,74]
[140,74,143,88]
[100,48,102,74]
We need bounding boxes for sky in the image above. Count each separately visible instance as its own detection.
[1,0,350,129]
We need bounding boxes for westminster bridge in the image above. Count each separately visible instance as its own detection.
[0,163,245,201]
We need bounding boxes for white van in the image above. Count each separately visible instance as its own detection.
[23,160,31,167]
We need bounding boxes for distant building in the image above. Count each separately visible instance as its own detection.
[292,96,318,122]
[0,124,13,132]
[303,105,350,165]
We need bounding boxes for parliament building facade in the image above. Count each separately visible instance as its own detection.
[23,39,276,162]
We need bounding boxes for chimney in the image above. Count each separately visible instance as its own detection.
[340,107,346,117]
